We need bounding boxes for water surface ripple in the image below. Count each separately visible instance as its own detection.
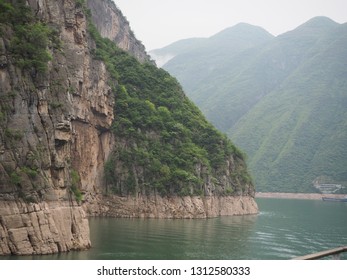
[1,198,346,260]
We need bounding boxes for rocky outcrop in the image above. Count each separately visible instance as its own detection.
[86,0,152,63]
[0,200,90,255]
[0,0,116,255]
[87,194,258,219]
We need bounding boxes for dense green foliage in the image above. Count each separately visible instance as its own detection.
[0,0,58,73]
[87,17,248,196]
[158,17,347,193]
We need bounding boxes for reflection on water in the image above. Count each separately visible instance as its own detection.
[1,198,347,260]
[85,214,257,260]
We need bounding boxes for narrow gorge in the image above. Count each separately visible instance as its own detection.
[0,0,257,256]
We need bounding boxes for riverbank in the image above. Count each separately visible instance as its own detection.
[255,192,347,200]
[85,194,259,218]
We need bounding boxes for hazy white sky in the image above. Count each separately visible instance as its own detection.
[113,0,347,50]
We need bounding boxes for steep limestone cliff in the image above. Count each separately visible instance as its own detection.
[86,0,151,63]
[0,200,89,255]
[0,0,257,256]
[0,0,115,255]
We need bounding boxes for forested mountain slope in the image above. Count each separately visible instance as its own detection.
[154,17,347,192]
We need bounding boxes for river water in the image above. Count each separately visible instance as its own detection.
[2,198,347,260]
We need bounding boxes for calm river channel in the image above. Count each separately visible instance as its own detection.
[2,198,347,260]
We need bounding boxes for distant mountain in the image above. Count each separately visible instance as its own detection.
[149,38,206,67]
[152,24,275,130]
[154,17,347,193]
[150,23,274,78]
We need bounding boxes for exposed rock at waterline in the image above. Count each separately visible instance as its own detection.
[0,200,90,255]
[86,195,258,219]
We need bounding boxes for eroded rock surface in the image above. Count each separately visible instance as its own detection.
[87,194,259,219]
[0,200,90,255]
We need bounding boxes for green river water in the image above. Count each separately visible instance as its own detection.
[2,198,347,260]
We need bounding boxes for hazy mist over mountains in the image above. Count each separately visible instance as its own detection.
[150,17,347,193]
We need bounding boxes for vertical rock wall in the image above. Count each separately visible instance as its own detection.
[0,200,90,255]
[86,0,152,63]
[0,0,118,255]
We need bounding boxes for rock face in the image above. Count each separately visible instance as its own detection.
[0,0,115,255]
[0,200,90,255]
[86,0,151,63]
[0,0,257,256]
[87,195,258,219]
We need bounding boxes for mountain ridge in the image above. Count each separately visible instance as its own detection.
[154,16,347,193]
[150,22,273,67]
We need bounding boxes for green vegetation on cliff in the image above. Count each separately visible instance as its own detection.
[0,0,72,201]
[87,14,251,196]
[0,0,58,73]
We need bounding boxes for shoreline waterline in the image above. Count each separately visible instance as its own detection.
[255,192,346,200]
